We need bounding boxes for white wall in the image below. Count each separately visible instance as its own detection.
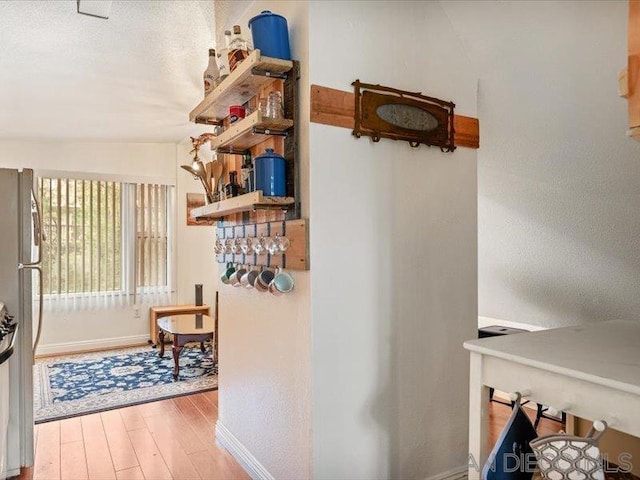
[309,1,478,478]
[0,140,177,352]
[174,139,219,309]
[212,1,312,478]
[442,0,640,329]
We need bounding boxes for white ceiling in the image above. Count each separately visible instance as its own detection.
[0,0,216,143]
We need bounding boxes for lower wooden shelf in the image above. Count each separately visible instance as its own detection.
[190,190,295,219]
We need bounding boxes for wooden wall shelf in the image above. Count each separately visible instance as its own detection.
[191,190,295,219]
[211,111,294,153]
[189,50,293,124]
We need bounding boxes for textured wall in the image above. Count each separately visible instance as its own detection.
[174,139,219,312]
[212,1,312,478]
[309,1,478,477]
[442,0,640,329]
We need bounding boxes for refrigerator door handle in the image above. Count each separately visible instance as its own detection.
[18,265,43,355]
[20,188,43,268]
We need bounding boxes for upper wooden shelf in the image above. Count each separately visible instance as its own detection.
[211,110,294,152]
[190,190,295,219]
[189,49,294,124]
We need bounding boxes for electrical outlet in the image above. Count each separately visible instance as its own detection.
[133,307,140,318]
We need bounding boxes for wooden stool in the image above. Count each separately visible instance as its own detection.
[149,304,210,347]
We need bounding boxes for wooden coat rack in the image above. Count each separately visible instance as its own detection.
[310,85,480,149]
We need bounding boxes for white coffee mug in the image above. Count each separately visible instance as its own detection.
[255,269,275,292]
[229,266,247,287]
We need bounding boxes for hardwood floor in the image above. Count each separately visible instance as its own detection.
[19,391,250,480]
[22,395,623,480]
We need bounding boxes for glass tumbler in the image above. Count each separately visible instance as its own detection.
[214,236,224,254]
[240,237,253,255]
[258,97,269,117]
[253,235,266,255]
[224,238,234,255]
[277,235,290,252]
[266,91,283,119]
[233,237,244,255]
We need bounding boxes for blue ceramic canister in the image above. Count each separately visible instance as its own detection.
[248,10,292,61]
[254,148,286,197]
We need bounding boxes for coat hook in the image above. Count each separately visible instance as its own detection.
[593,420,610,432]
[546,404,571,417]
[509,389,532,402]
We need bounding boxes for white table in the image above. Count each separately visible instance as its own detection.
[464,320,640,479]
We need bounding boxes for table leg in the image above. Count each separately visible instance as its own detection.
[150,309,157,347]
[158,330,165,358]
[468,351,490,480]
[172,340,182,380]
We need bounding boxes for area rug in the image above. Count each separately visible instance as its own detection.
[34,345,217,423]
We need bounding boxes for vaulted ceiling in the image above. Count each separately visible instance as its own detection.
[0,0,216,142]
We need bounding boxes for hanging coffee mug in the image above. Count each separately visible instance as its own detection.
[229,265,248,287]
[220,263,235,284]
[243,267,260,289]
[255,268,275,292]
[269,268,294,296]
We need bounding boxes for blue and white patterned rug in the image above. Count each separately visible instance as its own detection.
[34,345,217,423]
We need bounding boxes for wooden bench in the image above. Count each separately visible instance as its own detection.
[148,304,211,347]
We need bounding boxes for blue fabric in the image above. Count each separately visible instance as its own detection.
[483,406,538,480]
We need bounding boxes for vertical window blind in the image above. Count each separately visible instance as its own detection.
[38,177,173,311]
[135,183,169,291]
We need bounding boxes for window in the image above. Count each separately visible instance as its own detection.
[135,184,169,290]
[38,176,173,309]
[39,179,122,295]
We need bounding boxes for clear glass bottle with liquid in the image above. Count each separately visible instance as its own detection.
[203,49,220,96]
[228,25,250,72]
[240,153,254,193]
[217,30,232,82]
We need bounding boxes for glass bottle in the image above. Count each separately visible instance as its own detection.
[228,25,250,72]
[203,49,220,96]
[225,171,241,198]
[217,30,232,82]
[240,154,254,193]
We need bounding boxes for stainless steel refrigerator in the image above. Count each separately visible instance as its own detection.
[0,168,43,479]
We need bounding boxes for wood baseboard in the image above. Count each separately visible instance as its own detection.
[215,420,274,480]
[35,334,149,357]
